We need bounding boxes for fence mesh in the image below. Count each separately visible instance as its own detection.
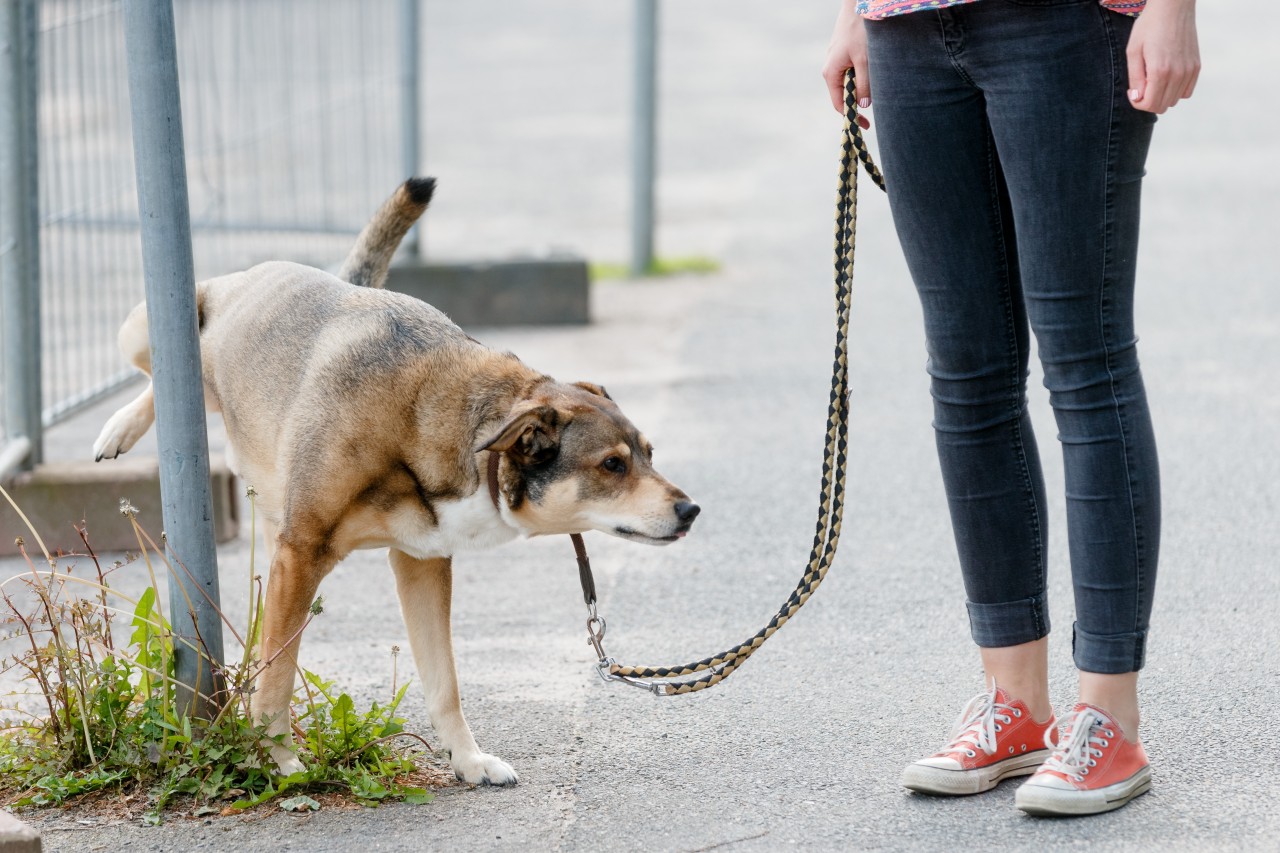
[36,0,405,426]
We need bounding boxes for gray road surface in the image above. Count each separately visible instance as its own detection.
[7,2,1278,851]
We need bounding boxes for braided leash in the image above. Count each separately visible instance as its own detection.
[580,71,884,696]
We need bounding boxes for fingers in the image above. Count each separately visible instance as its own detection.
[823,62,848,114]
[822,63,873,127]
[853,56,873,128]
[1126,45,1148,110]
[1128,53,1199,114]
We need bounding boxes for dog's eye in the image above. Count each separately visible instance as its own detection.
[601,456,627,474]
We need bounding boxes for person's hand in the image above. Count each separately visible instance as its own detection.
[1126,0,1199,114]
[822,0,871,128]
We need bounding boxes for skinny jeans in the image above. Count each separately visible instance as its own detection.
[865,0,1160,673]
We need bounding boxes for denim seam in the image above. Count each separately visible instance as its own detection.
[1097,7,1146,671]
[933,10,978,88]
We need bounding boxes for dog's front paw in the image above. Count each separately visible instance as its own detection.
[451,751,518,787]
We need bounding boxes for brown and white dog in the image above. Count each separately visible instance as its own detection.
[93,178,699,785]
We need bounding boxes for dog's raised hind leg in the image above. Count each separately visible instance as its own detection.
[94,301,158,462]
[390,550,518,786]
[93,382,155,462]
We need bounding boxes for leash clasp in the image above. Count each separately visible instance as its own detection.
[586,606,669,696]
[586,604,608,664]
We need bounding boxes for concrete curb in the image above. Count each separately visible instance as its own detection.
[0,812,39,853]
[0,455,239,556]
[385,256,590,327]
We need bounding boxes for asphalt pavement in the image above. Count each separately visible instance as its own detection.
[8,2,1278,851]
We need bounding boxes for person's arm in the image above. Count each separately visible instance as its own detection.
[822,0,872,127]
[1126,0,1199,114]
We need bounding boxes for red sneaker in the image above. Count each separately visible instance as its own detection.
[901,684,1056,795]
[1015,703,1151,816]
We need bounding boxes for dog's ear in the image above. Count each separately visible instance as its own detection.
[476,403,561,465]
[572,381,612,401]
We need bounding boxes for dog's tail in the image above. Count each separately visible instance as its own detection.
[337,176,436,289]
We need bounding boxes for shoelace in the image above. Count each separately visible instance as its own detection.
[1040,708,1115,782]
[941,683,1023,757]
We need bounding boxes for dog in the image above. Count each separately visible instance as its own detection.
[93,178,700,785]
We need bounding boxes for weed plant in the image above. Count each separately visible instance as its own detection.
[0,486,435,823]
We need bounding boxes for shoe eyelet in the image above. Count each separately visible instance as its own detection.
[1073,775,1084,783]
[966,750,976,758]
[1021,744,1027,752]
[1105,730,1114,738]
[1082,768,1090,775]
[995,725,1002,732]
[1099,740,1109,748]
[1088,759,1097,767]
[1014,710,1022,718]
[1008,747,1015,754]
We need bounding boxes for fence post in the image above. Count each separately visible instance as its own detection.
[0,0,42,473]
[121,0,224,718]
[400,0,423,257]
[629,0,658,277]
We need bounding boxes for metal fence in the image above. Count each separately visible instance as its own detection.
[1,0,411,475]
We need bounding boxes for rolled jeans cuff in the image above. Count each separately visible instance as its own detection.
[1073,623,1147,674]
[966,593,1050,649]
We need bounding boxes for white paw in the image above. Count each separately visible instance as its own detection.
[451,751,519,786]
[92,406,149,462]
[269,745,306,777]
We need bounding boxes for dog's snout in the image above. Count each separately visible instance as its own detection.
[674,500,701,524]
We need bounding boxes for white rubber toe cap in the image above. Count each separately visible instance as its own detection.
[914,755,965,771]
[1021,773,1076,790]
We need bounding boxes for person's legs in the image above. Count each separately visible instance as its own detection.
[867,12,1058,795]
[868,3,1160,807]
[868,10,1053,683]
[950,1,1159,815]
[980,638,1052,724]
[966,3,1159,741]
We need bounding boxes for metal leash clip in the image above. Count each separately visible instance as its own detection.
[585,603,669,695]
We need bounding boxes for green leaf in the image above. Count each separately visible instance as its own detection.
[279,794,320,812]
[129,588,157,662]
[401,788,433,805]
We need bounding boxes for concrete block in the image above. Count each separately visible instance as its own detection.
[0,456,238,557]
[0,811,40,852]
[385,256,590,327]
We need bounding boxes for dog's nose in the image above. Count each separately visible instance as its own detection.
[674,500,701,524]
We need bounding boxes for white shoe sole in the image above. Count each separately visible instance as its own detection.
[900,749,1051,796]
[1015,766,1152,816]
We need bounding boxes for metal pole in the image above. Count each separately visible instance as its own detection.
[629,0,657,277]
[400,0,422,257]
[121,0,223,717]
[1,0,42,471]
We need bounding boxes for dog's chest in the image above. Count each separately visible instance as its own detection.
[387,488,519,559]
